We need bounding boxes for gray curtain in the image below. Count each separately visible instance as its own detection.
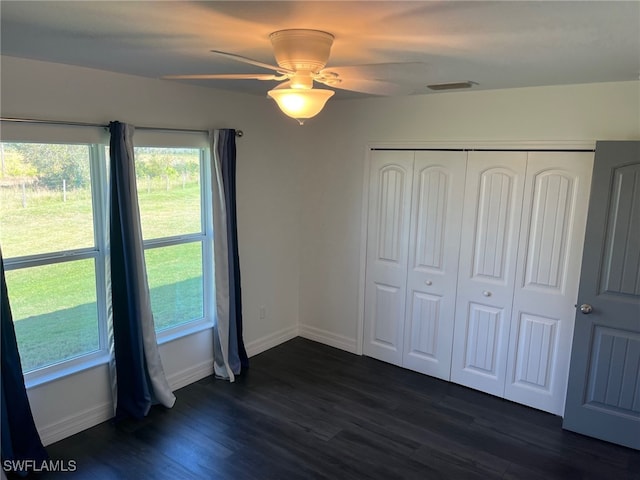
[109,121,175,418]
[210,129,248,381]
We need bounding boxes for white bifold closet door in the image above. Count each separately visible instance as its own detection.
[450,151,593,414]
[402,151,466,379]
[363,150,466,379]
[450,151,528,396]
[363,151,413,366]
[505,152,592,414]
[364,148,592,415]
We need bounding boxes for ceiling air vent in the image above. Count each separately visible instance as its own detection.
[427,81,477,91]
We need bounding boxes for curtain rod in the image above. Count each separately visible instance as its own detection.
[0,116,243,137]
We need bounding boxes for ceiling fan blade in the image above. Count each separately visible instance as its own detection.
[210,50,295,75]
[163,73,285,81]
[322,63,430,82]
[319,77,414,96]
[318,62,430,95]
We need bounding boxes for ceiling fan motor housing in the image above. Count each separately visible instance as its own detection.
[270,29,334,73]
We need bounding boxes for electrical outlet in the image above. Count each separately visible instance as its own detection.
[259,306,266,320]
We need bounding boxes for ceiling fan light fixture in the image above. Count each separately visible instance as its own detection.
[289,71,314,89]
[267,88,334,125]
[270,29,334,72]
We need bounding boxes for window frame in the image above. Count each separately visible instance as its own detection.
[1,134,214,388]
[2,142,110,387]
[136,146,214,342]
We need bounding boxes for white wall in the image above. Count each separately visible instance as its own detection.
[1,55,305,444]
[297,81,640,351]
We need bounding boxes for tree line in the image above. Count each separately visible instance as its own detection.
[0,143,199,190]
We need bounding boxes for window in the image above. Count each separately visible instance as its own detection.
[134,147,208,332]
[1,137,213,381]
[0,142,108,373]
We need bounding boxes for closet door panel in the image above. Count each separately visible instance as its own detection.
[403,151,466,379]
[506,152,593,414]
[363,151,414,366]
[451,152,527,396]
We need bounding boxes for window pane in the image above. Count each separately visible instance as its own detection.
[145,242,203,331]
[0,143,95,258]
[135,147,201,239]
[6,259,99,372]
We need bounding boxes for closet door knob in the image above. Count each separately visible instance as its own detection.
[424,280,432,286]
[482,290,492,297]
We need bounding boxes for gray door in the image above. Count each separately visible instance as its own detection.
[563,141,640,449]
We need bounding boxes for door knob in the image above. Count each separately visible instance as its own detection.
[579,304,593,314]
[424,280,432,286]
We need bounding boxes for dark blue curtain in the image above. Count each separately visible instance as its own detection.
[217,130,248,372]
[109,121,175,419]
[1,248,48,475]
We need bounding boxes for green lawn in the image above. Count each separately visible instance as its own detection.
[0,180,202,257]
[11,277,203,371]
[12,302,99,372]
[1,180,206,372]
[0,188,95,258]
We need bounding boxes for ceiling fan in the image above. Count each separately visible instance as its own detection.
[163,29,425,124]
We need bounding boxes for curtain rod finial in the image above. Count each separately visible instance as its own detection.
[235,130,243,138]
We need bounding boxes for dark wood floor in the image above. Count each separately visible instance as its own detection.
[36,338,638,479]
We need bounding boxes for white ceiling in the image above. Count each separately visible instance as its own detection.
[1,1,639,99]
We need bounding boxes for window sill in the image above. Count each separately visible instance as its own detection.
[156,319,214,345]
[25,352,111,390]
[24,321,214,390]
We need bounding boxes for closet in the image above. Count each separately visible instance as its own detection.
[363,149,593,415]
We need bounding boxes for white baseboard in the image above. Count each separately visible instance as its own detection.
[245,325,299,358]
[39,401,113,446]
[298,324,358,354]
[167,359,214,391]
